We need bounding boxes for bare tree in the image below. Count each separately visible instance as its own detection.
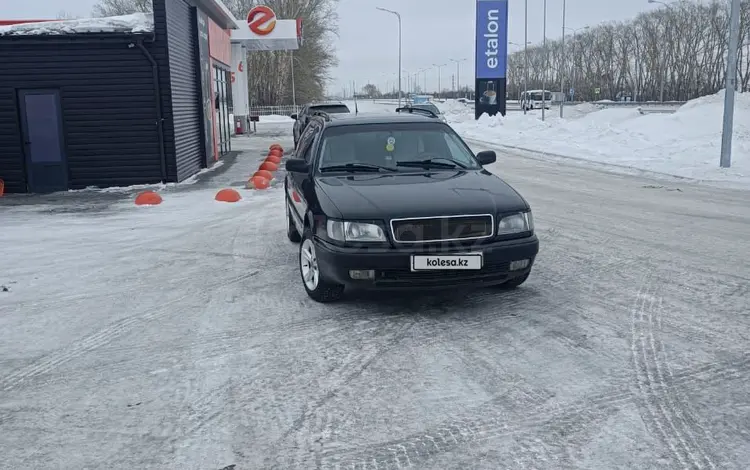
[88,0,338,105]
[507,0,750,102]
[92,0,153,17]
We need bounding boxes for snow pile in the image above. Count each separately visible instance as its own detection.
[0,13,154,36]
[260,114,293,122]
[448,90,750,186]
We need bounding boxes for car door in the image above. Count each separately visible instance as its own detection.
[287,119,320,231]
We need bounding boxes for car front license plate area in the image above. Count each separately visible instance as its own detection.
[410,253,483,271]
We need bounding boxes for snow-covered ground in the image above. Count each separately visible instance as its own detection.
[3,113,748,470]
[443,91,750,187]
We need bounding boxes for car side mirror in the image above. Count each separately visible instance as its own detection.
[476,150,496,165]
[291,113,297,120]
[285,158,309,173]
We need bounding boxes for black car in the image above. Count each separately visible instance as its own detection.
[291,101,350,146]
[284,112,539,302]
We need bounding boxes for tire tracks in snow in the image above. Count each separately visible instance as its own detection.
[630,271,721,469]
[277,314,423,468]
[0,270,260,393]
[316,349,747,469]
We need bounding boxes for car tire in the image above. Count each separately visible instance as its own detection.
[499,271,530,289]
[286,199,301,243]
[299,229,344,302]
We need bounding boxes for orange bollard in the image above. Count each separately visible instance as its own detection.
[270,144,283,152]
[215,188,242,202]
[135,190,162,205]
[269,147,283,157]
[253,169,274,180]
[265,154,281,164]
[260,161,278,172]
[247,176,270,189]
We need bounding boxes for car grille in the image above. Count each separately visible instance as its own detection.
[390,215,494,243]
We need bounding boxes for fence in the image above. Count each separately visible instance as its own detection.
[248,105,301,117]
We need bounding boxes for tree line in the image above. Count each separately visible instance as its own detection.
[92,0,338,106]
[507,0,750,102]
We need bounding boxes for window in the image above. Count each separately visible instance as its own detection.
[297,121,319,162]
[442,133,476,167]
[412,104,440,115]
[212,65,233,155]
[310,105,349,114]
[318,123,480,170]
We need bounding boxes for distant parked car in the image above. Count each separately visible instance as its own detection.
[395,103,447,123]
[292,101,350,147]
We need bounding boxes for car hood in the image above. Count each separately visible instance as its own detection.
[316,169,528,220]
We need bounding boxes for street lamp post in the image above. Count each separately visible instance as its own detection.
[433,64,445,98]
[541,0,547,120]
[560,0,565,117]
[720,0,741,168]
[449,58,466,99]
[524,0,528,114]
[376,7,402,107]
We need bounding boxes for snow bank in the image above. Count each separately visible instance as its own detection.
[260,114,293,122]
[0,13,154,36]
[445,91,750,186]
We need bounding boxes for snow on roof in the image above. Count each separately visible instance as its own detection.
[0,13,154,36]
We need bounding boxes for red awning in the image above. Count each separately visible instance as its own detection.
[0,20,56,26]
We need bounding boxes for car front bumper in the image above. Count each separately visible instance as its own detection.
[314,235,539,290]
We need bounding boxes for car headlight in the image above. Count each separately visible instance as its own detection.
[327,220,386,242]
[497,212,533,235]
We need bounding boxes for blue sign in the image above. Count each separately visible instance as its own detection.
[475,0,508,79]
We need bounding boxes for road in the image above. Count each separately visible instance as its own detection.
[1,126,748,469]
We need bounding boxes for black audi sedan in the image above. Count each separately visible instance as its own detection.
[284,109,539,302]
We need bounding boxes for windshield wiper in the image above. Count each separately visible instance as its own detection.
[397,157,468,169]
[320,163,397,173]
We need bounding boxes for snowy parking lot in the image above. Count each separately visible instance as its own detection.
[1,120,749,469]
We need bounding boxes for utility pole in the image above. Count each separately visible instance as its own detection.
[559,0,566,117]
[376,7,402,106]
[524,0,528,114]
[290,51,296,107]
[541,0,547,120]
[720,0,741,168]
[433,64,444,98]
[449,58,463,99]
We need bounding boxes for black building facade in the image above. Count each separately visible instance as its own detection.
[0,0,236,194]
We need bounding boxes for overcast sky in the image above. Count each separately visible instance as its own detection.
[6,0,685,94]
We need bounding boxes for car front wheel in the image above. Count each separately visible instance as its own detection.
[299,229,344,302]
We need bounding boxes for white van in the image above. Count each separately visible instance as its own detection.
[520,90,552,111]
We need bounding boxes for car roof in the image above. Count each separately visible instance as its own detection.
[309,101,348,107]
[315,112,442,127]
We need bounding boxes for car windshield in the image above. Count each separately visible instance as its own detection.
[317,123,481,171]
[411,104,440,114]
[311,104,349,114]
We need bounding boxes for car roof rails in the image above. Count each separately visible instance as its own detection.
[395,106,439,118]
